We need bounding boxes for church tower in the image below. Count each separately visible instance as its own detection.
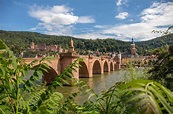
[130,38,136,55]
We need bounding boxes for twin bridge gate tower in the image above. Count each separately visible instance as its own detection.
[25,39,121,84]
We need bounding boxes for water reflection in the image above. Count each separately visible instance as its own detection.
[56,70,128,105]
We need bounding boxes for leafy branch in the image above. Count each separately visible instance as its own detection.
[117,80,173,114]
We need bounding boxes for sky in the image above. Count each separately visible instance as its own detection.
[0,0,173,41]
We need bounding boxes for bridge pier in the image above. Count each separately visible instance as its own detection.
[115,62,121,70]
[60,52,80,79]
[114,53,121,70]
[88,60,93,77]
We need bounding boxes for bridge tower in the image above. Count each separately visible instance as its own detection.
[60,39,79,82]
[114,53,121,70]
[69,38,75,53]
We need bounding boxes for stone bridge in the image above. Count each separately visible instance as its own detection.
[24,39,122,84]
[24,52,120,84]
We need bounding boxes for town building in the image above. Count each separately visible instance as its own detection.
[120,38,139,59]
[29,42,67,53]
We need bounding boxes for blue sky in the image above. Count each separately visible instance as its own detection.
[0,0,173,41]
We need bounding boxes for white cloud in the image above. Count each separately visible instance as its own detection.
[109,2,173,41]
[29,2,173,41]
[116,0,128,6]
[75,2,173,41]
[78,16,95,23]
[46,25,74,36]
[102,23,161,41]
[74,32,115,39]
[29,5,95,35]
[140,2,173,26]
[115,12,128,19]
[94,25,109,29]
[116,0,122,6]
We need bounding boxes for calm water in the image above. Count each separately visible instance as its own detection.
[27,69,144,104]
[55,70,129,105]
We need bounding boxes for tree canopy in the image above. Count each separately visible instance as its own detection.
[0,30,172,56]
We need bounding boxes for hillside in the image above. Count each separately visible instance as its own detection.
[0,30,172,56]
[135,34,173,54]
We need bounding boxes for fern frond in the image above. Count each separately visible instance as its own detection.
[0,105,12,114]
[36,92,63,114]
[25,88,46,106]
[22,57,52,92]
[0,39,8,51]
[49,58,83,89]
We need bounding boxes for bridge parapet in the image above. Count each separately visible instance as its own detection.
[60,53,79,58]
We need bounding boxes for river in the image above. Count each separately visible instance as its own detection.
[27,68,143,104]
[55,70,131,105]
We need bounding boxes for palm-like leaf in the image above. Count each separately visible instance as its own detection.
[117,80,173,114]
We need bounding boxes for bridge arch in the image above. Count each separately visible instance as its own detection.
[110,62,113,71]
[92,60,101,74]
[103,61,109,72]
[32,65,58,85]
[79,61,89,78]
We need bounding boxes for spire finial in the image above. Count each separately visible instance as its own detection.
[132,38,134,44]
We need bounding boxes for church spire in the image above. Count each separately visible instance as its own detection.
[132,38,134,44]
[131,37,136,55]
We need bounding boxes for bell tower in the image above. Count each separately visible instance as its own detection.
[131,38,136,55]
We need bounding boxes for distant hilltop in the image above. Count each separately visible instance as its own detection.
[0,30,173,56]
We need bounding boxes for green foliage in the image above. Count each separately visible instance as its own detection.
[35,92,63,114]
[0,39,82,113]
[148,45,173,90]
[122,62,150,82]
[136,33,173,55]
[148,26,173,90]
[126,62,139,81]
[117,80,173,114]
[79,79,173,114]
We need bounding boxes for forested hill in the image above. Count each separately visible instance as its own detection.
[136,33,173,54]
[0,30,172,55]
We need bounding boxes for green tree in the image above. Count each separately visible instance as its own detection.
[149,45,173,90]
[149,26,173,90]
